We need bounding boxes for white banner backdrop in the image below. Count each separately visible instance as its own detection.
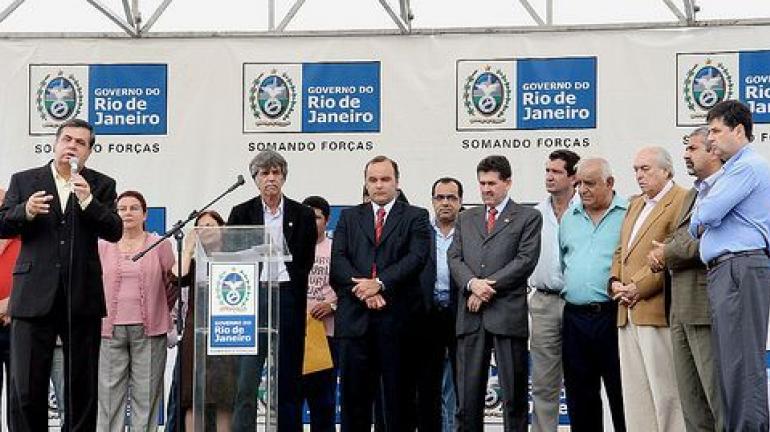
[3,25,770,428]
[2,26,770,217]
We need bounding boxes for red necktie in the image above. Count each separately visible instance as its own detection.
[372,207,386,277]
[375,207,386,244]
[487,207,497,234]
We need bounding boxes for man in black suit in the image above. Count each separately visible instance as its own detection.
[331,155,431,431]
[448,155,542,432]
[0,119,122,431]
[227,149,316,432]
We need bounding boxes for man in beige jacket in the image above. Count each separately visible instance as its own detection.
[609,146,687,432]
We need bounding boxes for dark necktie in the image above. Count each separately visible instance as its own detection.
[375,207,386,244]
[487,207,497,234]
[372,207,386,277]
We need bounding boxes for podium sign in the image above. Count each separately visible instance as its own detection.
[190,226,291,431]
[208,263,259,355]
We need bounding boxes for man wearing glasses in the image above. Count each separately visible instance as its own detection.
[405,178,464,431]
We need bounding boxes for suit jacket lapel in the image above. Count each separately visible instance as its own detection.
[472,206,487,239]
[39,163,63,220]
[620,198,643,259]
[484,199,514,244]
[677,189,697,228]
[253,197,265,225]
[282,198,296,244]
[626,187,677,258]
[357,204,375,245]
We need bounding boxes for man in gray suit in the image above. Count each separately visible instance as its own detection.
[448,155,542,431]
[648,127,723,432]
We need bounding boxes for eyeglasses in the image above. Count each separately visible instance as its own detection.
[432,194,459,202]
[117,205,144,212]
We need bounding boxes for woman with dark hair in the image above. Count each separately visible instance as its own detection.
[97,190,175,431]
[172,210,236,431]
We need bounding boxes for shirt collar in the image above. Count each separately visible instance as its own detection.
[695,168,723,191]
[50,161,67,183]
[372,198,396,216]
[542,192,580,218]
[431,219,455,239]
[723,142,751,170]
[487,199,508,216]
[574,191,628,216]
[644,180,674,206]
[262,196,284,217]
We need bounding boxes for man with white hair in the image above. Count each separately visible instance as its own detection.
[559,158,627,432]
[609,146,687,431]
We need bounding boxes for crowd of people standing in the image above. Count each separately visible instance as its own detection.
[0,98,769,432]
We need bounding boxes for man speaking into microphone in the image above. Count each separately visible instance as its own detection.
[0,118,122,431]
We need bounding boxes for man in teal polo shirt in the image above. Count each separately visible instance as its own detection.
[559,158,627,432]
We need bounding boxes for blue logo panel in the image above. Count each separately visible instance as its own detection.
[516,58,596,129]
[210,315,256,348]
[146,207,166,236]
[739,51,770,124]
[88,64,168,135]
[301,62,380,133]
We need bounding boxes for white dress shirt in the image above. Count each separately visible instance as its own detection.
[627,180,674,248]
[260,197,290,282]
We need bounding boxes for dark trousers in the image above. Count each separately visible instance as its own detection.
[456,330,528,432]
[707,254,770,431]
[9,288,101,432]
[0,325,10,432]
[232,281,306,432]
[561,301,625,432]
[404,305,457,432]
[301,337,338,432]
[339,320,404,432]
[166,354,182,432]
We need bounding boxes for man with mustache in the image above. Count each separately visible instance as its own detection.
[648,127,723,431]
[449,155,541,432]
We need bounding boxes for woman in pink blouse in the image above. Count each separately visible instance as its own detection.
[97,190,175,431]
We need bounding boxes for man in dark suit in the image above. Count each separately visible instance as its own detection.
[227,149,316,432]
[0,119,122,431]
[404,177,463,432]
[331,155,431,432]
[448,155,542,432]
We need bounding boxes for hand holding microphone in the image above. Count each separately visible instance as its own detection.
[68,156,91,203]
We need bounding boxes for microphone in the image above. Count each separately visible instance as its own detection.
[69,157,79,175]
[226,175,245,193]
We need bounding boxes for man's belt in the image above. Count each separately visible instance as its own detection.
[536,287,563,296]
[707,249,769,270]
[564,301,614,314]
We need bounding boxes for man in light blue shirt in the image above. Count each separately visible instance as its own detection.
[689,100,770,431]
[406,177,463,432]
[559,158,627,432]
[528,149,580,432]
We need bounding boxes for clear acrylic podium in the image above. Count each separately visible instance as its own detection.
[191,226,291,431]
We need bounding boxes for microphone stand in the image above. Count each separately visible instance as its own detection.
[132,175,244,432]
[65,190,76,432]
[64,158,79,432]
